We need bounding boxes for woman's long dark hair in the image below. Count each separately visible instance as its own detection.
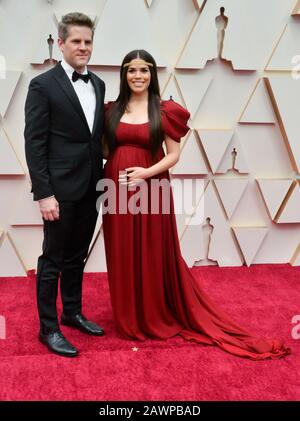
[105,49,164,156]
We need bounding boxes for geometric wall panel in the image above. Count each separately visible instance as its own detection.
[31,15,62,64]
[0,179,28,235]
[252,224,300,264]
[229,180,271,227]
[84,210,106,272]
[176,2,218,69]
[146,1,199,71]
[180,221,205,267]
[172,131,208,175]
[157,70,171,94]
[0,231,27,277]
[265,77,300,173]
[193,1,206,11]
[175,72,213,120]
[90,0,166,66]
[145,0,153,7]
[223,0,296,70]
[91,68,120,102]
[292,1,300,15]
[265,19,300,71]
[172,176,207,239]
[256,178,294,220]
[53,12,99,26]
[177,0,295,70]
[8,227,43,271]
[276,181,300,223]
[197,129,234,173]
[290,243,300,266]
[190,61,258,129]
[0,128,24,175]
[10,184,42,226]
[225,0,296,70]
[0,71,22,117]
[232,226,268,267]
[88,210,103,258]
[161,74,186,106]
[239,79,276,124]
[236,124,293,178]
[202,182,243,266]
[216,132,249,174]
[214,178,249,219]
[181,182,243,267]
[84,226,107,273]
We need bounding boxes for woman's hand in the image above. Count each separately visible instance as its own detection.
[119,167,150,187]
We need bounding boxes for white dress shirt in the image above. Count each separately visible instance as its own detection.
[61,60,96,133]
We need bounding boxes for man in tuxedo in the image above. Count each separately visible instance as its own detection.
[24,12,105,357]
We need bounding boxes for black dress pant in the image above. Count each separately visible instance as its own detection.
[36,187,98,334]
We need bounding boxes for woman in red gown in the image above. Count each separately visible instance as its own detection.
[102,49,290,360]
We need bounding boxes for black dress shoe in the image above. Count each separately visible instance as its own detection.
[39,330,78,357]
[61,313,104,336]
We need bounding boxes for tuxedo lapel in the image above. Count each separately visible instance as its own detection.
[53,63,90,133]
[90,72,102,137]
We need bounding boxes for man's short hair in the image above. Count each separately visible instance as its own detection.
[58,12,95,41]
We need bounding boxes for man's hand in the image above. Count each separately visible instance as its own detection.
[38,196,59,221]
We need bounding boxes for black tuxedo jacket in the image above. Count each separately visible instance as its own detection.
[24,62,105,201]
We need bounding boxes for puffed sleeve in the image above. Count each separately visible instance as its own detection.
[104,101,114,115]
[104,102,116,129]
[161,100,190,142]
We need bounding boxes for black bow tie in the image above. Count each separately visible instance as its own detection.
[72,71,91,83]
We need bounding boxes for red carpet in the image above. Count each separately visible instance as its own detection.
[0,265,299,401]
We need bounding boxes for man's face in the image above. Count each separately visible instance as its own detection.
[58,25,93,72]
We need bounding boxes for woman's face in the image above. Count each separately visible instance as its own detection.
[126,59,151,94]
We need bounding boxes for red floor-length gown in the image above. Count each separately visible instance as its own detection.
[102,100,290,360]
